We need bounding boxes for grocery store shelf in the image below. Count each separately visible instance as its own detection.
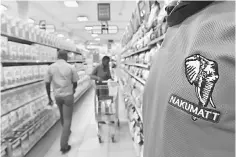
[130,95,143,121]
[124,69,146,85]
[1,33,81,54]
[74,82,91,102]
[148,34,165,46]
[1,94,46,117]
[2,60,84,64]
[124,46,150,58]
[1,79,44,92]
[124,62,150,69]
[1,60,56,64]
[24,115,59,156]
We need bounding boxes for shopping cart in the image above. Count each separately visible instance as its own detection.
[94,80,120,143]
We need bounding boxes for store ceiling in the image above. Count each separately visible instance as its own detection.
[2,1,137,46]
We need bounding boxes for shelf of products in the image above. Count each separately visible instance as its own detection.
[1,12,90,157]
[1,35,84,64]
[120,1,169,156]
[124,68,146,85]
[1,12,77,53]
[1,77,91,157]
[124,62,150,69]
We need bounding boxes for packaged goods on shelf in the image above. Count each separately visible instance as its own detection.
[1,13,76,52]
[1,82,46,116]
[1,36,8,60]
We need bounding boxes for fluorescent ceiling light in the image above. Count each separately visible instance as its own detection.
[66,38,70,41]
[28,18,35,24]
[64,1,78,7]
[91,34,98,37]
[77,16,88,22]
[85,26,92,31]
[1,4,7,11]
[57,34,64,38]
[95,38,100,41]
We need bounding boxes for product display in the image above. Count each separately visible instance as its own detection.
[1,13,76,52]
[1,10,91,157]
[120,1,168,156]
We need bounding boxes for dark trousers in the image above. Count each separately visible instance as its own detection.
[55,94,74,149]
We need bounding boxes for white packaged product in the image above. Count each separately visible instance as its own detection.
[18,44,24,61]
[3,67,14,87]
[8,41,18,60]
[1,115,9,133]
[24,45,30,61]
[14,66,21,85]
[1,36,8,61]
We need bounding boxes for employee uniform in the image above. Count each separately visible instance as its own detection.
[143,1,235,157]
[45,59,79,149]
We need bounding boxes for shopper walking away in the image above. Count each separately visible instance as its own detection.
[90,56,112,96]
[143,1,235,157]
[45,49,79,154]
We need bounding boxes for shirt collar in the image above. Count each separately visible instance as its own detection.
[166,1,214,27]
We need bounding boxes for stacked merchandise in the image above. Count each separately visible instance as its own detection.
[1,13,76,51]
[1,13,90,157]
[120,1,169,156]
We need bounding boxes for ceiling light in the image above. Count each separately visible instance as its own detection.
[77,16,88,22]
[85,26,92,31]
[1,4,7,11]
[91,34,98,37]
[64,1,78,7]
[95,38,100,41]
[28,18,35,24]
[57,34,64,38]
[66,38,70,41]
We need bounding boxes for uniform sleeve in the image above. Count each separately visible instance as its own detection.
[45,66,52,83]
[72,67,79,83]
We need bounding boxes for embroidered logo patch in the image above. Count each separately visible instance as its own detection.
[169,94,220,123]
[169,54,221,123]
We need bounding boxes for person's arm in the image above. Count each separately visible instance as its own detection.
[45,67,53,105]
[107,68,112,80]
[90,66,102,81]
[72,67,79,94]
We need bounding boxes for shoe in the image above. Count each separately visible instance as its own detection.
[60,145,71,154]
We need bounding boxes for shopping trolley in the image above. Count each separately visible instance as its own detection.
[94,80,120,143]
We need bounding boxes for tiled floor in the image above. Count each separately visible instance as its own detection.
[43,85,136,157]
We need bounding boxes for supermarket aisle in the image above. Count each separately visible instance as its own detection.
[43,83,136,157]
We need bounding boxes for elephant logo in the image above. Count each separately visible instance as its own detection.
[185,54,219,121]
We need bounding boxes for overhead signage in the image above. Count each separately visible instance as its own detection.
[92,25,118,34]
[39,20,46,30]
[97,3,110,21]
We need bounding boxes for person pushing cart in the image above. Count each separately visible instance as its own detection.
[90,56,120,143]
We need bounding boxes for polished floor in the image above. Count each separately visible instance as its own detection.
[26,84,136,157]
